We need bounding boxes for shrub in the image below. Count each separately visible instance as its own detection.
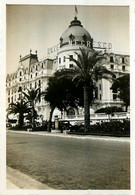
[70,120,130,137]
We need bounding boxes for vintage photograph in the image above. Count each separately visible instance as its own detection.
[6,4,130,190]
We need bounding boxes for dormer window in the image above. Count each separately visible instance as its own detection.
[60,37,63,44]
[110,56,114,63]
[122,57,125,64]
[82,34,87,41]
[69,55,73,61]
[69,34,75,41]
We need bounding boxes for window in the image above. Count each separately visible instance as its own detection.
[112,74,116,79]
[31,74,32,79]
[39,80,41,87]
[35,82,37,89]
[39,88,41,103]
[122,57,125,64]
[113,94,117,100]
[63,56,66,62]
[99,84,102,90]
[67,108,75,116]
[110,64,114,70]
[36,65,38,71]
[19,78,22,81]
[42,63,44,69]
[20,72,22,76]
[30,83,32,89]
[95,90,98,99]
[8,97,10,103]
[59,58,61,64]
[69,55,73,61]
[36,72,37,77]
[113,88,117,93]
[31,67,33,72]
[122,66,125,71]
[100,94,102,100]
[69,64,74,68]
[110,56,114,63]
[18,86,22,92]
[8,90,10,95]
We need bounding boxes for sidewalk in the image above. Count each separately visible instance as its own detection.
[7,129,130,142]
[7,179,19,189]
[7,166,53,189]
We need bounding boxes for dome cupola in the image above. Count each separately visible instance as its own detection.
[60,17,93,49]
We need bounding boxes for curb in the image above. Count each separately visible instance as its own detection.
[7,166,53,190]
[7,130,130,142]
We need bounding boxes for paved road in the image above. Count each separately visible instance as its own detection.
[7,131,130,190]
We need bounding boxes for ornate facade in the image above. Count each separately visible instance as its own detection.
[6,16,130,122]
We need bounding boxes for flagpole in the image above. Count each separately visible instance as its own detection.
[75,5,78,18]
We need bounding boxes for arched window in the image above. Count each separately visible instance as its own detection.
[67,108,75,116]
[20,71,22,76]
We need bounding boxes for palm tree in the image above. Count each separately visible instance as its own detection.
[7,100,30,127]
[22,88,41,130]
[65,47,114,131]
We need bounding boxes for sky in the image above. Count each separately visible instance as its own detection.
[6,5,129,74]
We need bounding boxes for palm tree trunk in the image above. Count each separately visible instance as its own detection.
[47,106,55,132]
[19,113,23,128]
[83,85,90,131]
[31,102,35,130]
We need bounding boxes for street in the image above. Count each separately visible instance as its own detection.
[7,131,130,190]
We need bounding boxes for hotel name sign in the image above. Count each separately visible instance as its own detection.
[47,41,112,55]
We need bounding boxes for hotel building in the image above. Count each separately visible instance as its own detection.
[6,16,130,122]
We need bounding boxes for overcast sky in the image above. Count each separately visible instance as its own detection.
[6,5,129,74]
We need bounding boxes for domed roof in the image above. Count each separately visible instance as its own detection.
[60,17,92,48]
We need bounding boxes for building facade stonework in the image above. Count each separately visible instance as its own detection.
[6,16,130,122]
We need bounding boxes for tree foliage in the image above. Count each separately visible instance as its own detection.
[7,100,30,127]
[22,88,41,129]
[63,47,114,131]
[42,71,88,131]
[111,74,130,111]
